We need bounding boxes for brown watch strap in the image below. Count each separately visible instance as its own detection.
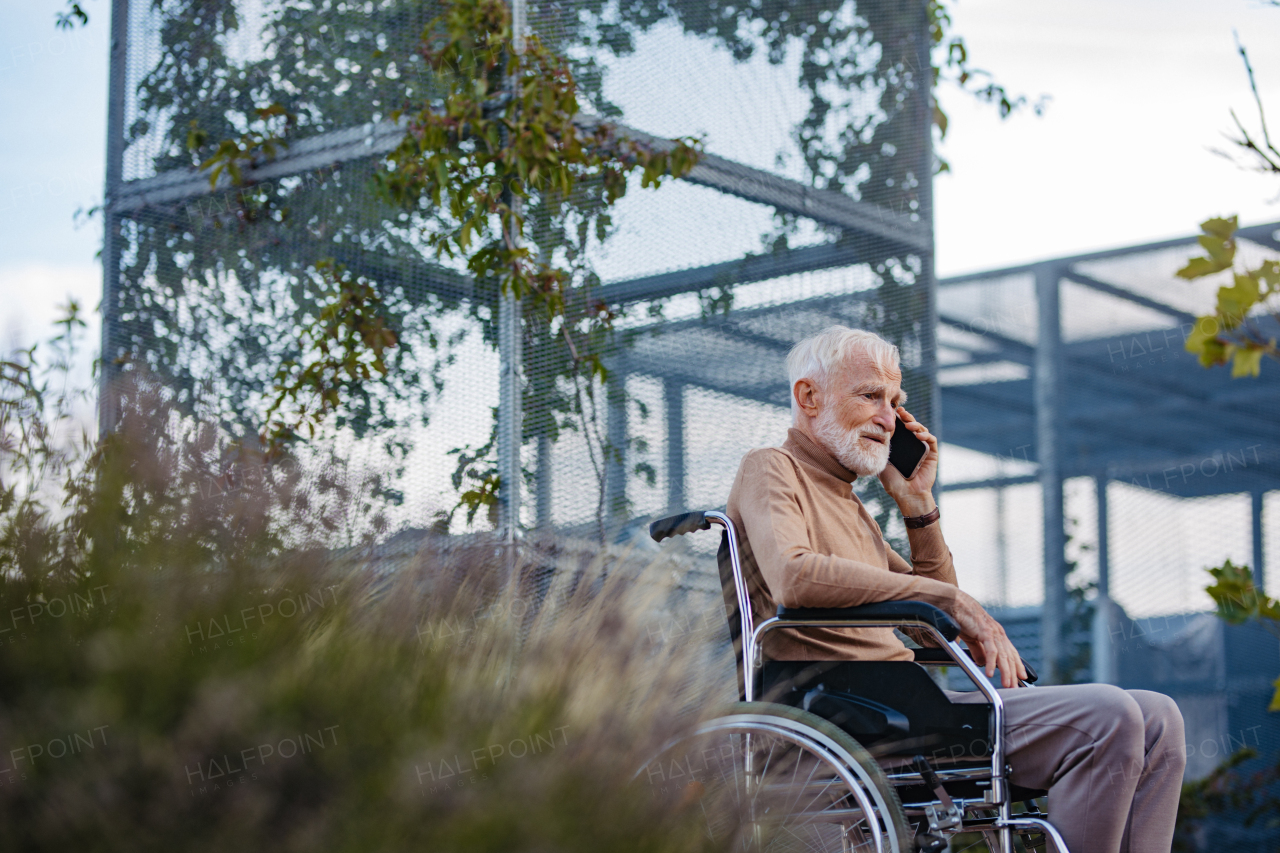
[903,506,940,529]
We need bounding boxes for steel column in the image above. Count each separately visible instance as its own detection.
[496,0,526,542]
[1253,490,1266,593]
[535,434,552,530]
[665,379,685,513]
[605,370,628,531]
[913,0,940,480]
[98,0,130,437]
[1035,263,1067,684]
[1092,475,1115,684]
[497,292,522,539]
[994,485,1008,607]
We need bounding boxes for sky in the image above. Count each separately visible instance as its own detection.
[0,1,107,353]
[933,0,1280,274]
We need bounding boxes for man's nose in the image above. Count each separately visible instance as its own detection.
[871,402,896,432]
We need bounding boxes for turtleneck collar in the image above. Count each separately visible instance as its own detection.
[783,427,859,484]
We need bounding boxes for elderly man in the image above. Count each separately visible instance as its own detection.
[726,325,1185,853]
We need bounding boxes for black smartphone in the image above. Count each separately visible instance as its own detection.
[887,416,927,479]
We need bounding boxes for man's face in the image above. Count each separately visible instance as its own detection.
[809,352,903,476]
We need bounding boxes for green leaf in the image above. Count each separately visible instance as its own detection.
[1232,346,1264,377]
[1197,234,1235,267]
[1184,317,1220,356]
[1176,256,1229,280]
[1205,559,1261,623]
[1217,273,1261,323]
[1200,215,1239,239]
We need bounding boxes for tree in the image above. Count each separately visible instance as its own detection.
[1178,216,1280,377]
[1179,37,1280,378]
[105,0,1030,538]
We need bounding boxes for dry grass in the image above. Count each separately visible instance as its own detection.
[0,374,737,852]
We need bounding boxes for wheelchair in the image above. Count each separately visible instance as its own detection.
[640,510,1072,853]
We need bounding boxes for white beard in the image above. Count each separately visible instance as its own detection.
[812,408,891,477]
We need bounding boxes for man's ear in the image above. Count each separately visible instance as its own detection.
[793,378,821,418]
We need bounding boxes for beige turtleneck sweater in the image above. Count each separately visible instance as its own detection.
[725,428,960,662]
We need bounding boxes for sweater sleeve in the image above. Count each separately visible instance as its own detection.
[885,525,959,589]
[736,451,959,611]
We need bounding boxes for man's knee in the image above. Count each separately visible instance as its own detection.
[1128,689,1184,739]
[1084,685,1146,786]
[1128,689,1187,774]
[1089,684,1146,738]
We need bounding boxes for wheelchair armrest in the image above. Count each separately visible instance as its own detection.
[775,601,962,642]
[649,511,711,543]
[913,647,1039,684]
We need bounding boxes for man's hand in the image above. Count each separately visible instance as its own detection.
[949,590,1027,689]
[878,406,938,518]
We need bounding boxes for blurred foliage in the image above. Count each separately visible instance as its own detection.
[262,260,402,450]
[0,321,734,852]
[1204,560,1280,711]
[189,104,297,190]
[1180,34,1280,378]
[1179,216,1280,377]
[1171,561,1280,851]
[1175,30,1280,845]
[55,1,90,30]
[1212,35,1280,179]
[1174,747,1280,852]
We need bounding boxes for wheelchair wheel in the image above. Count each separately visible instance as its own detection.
[640,702,912,853]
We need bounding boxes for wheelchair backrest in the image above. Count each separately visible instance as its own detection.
[648,511,755,700]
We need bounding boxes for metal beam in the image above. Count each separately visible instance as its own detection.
[112,116,931,250]
[632,285,879,342]
[940,474,1039,492]
[599,241,862,305]
[1239,222,1280,253]
[937,315,1035,364]
[1062,270,1196,325]
[328,246,474,304]
[582,117,932,252]
[114,120,407,213]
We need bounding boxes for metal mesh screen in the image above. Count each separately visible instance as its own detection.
[103,0,937,549]
[935,228,1280,693]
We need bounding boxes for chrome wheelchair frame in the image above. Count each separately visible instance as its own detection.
[649,509,1071,853]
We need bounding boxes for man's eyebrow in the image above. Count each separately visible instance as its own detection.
[849,382,906,406]
[848,382,886,396]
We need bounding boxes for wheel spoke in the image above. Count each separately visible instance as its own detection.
[642,708,906,853]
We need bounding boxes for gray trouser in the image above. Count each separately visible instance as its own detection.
[949,683,1186,853]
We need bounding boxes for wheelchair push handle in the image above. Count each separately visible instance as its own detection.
[649,511,711,543]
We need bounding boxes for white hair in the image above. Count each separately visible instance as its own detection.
[786,326,900,420]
